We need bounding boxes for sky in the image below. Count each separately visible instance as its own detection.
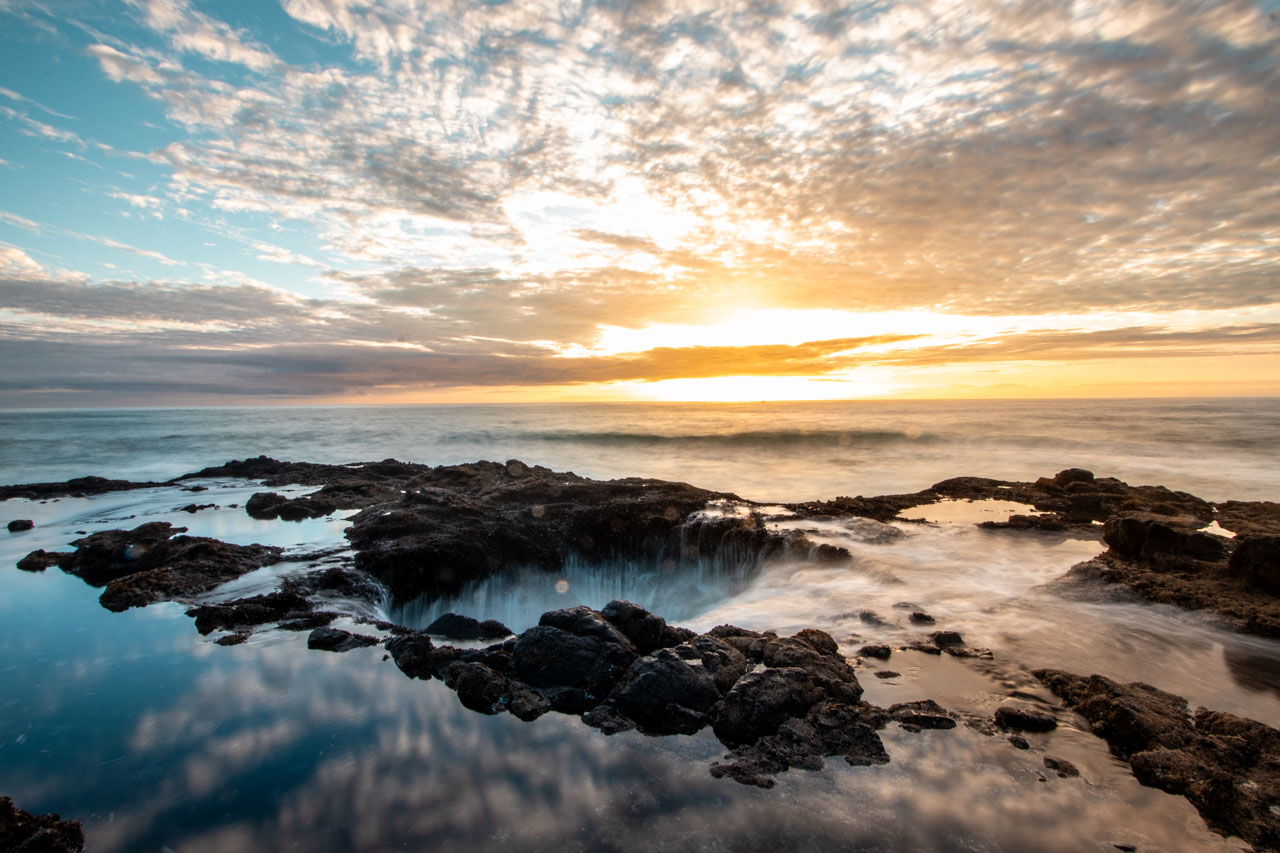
[1,0,1278,406]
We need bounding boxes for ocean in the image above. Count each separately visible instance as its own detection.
[1,397,1277,852]
[2,396,1278,501]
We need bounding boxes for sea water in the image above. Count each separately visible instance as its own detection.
[0,398,1277,852]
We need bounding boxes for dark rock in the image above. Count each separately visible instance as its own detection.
[1103,515,1228,564]
[601,599,670,653]
[1055,468,1095,486]
[858,644,891,659]
[1034,671,1190,757]
[792,628,840,656]
[214,632,249,646]
[0,475,162,501]
[909,611,936,625]
[761,636,863,704]
[187,591,311,635]
[307,627,379,652]
[711,667,826,747]
[178,503,216,513]
[6,519,34,532]
[711,700,890,786]
[0,795,84,853]
[994,705,1058,733]
[246,491,336,521]
[424,613,512,640]
[1008,734,1030,749]
[387,631,450,680]
[278,612,338,631]
[874,670,900,679]
[859,610,887,626]
[677,635,749,693]
[582,704,637,734]
[609,648,720,734]
[511,607,638,707]
[888,699,957,730]
[1037,669,1280,851]
[930,630,965,649]
[1230,535,1280,594]
[58,522,282,611]
[16,550,67,572]
[446,661,513,715]
[1043,756,1080,778]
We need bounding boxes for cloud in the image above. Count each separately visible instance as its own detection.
[5,0,1280,402]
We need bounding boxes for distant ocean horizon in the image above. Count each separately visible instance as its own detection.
[2,396,1276,503]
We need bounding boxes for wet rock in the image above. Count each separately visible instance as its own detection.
[887,699,957,730]
[582,704,637,734]
[187,591,311,635]
[601,599,670,654]
[0,475,162,501]
[511,607,638,709]
[929,630,965,649]
[215,632,249,646]
[1008,734,1030,749]
[711,667,827,747]
[711,700,890,786]
[278,612,338,631]
[909,611,935,625]
[0,795,84,853]
[858,610,888,626]
[246,491,334,521]
[6,519,34,532]
[307,627,379,652]
[344,460,746,602]
[858,644,891,660]
[761,635,863,704]
[16,550,67,572]
[978,513,1069,532]
[424,613,512,641]
[1230,535,1280,594]
[676,634,749,693]
[1043,756,1080,778]
[1055,468,1096,486]
[1037,669,1280,851]
[1104,514,1228,564]
[57,522,282,611]
[178,503,216,513]
[443,658,549,719]
[387,631,452,680]
[994,705,1058,733]
[608,647,720,734]
[874,670,899,679]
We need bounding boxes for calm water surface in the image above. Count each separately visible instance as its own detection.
[1,399,1277,851]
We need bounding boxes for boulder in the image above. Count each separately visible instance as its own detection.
[1230,535,1280,594]
[16,549,67,572]
[6,519,34,532]
[307,627,379,652]
[424,613,512,640]
[761,636,862,703]
[711,667,826,747]
[675,634,749,693]
[1103,515,1228,564]
[994,704,1058,733]
[601,599,669,653]
[608,648,720,734]
[511,607,638,709]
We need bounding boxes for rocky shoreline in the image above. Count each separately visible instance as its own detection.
[5,458,1280,849]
